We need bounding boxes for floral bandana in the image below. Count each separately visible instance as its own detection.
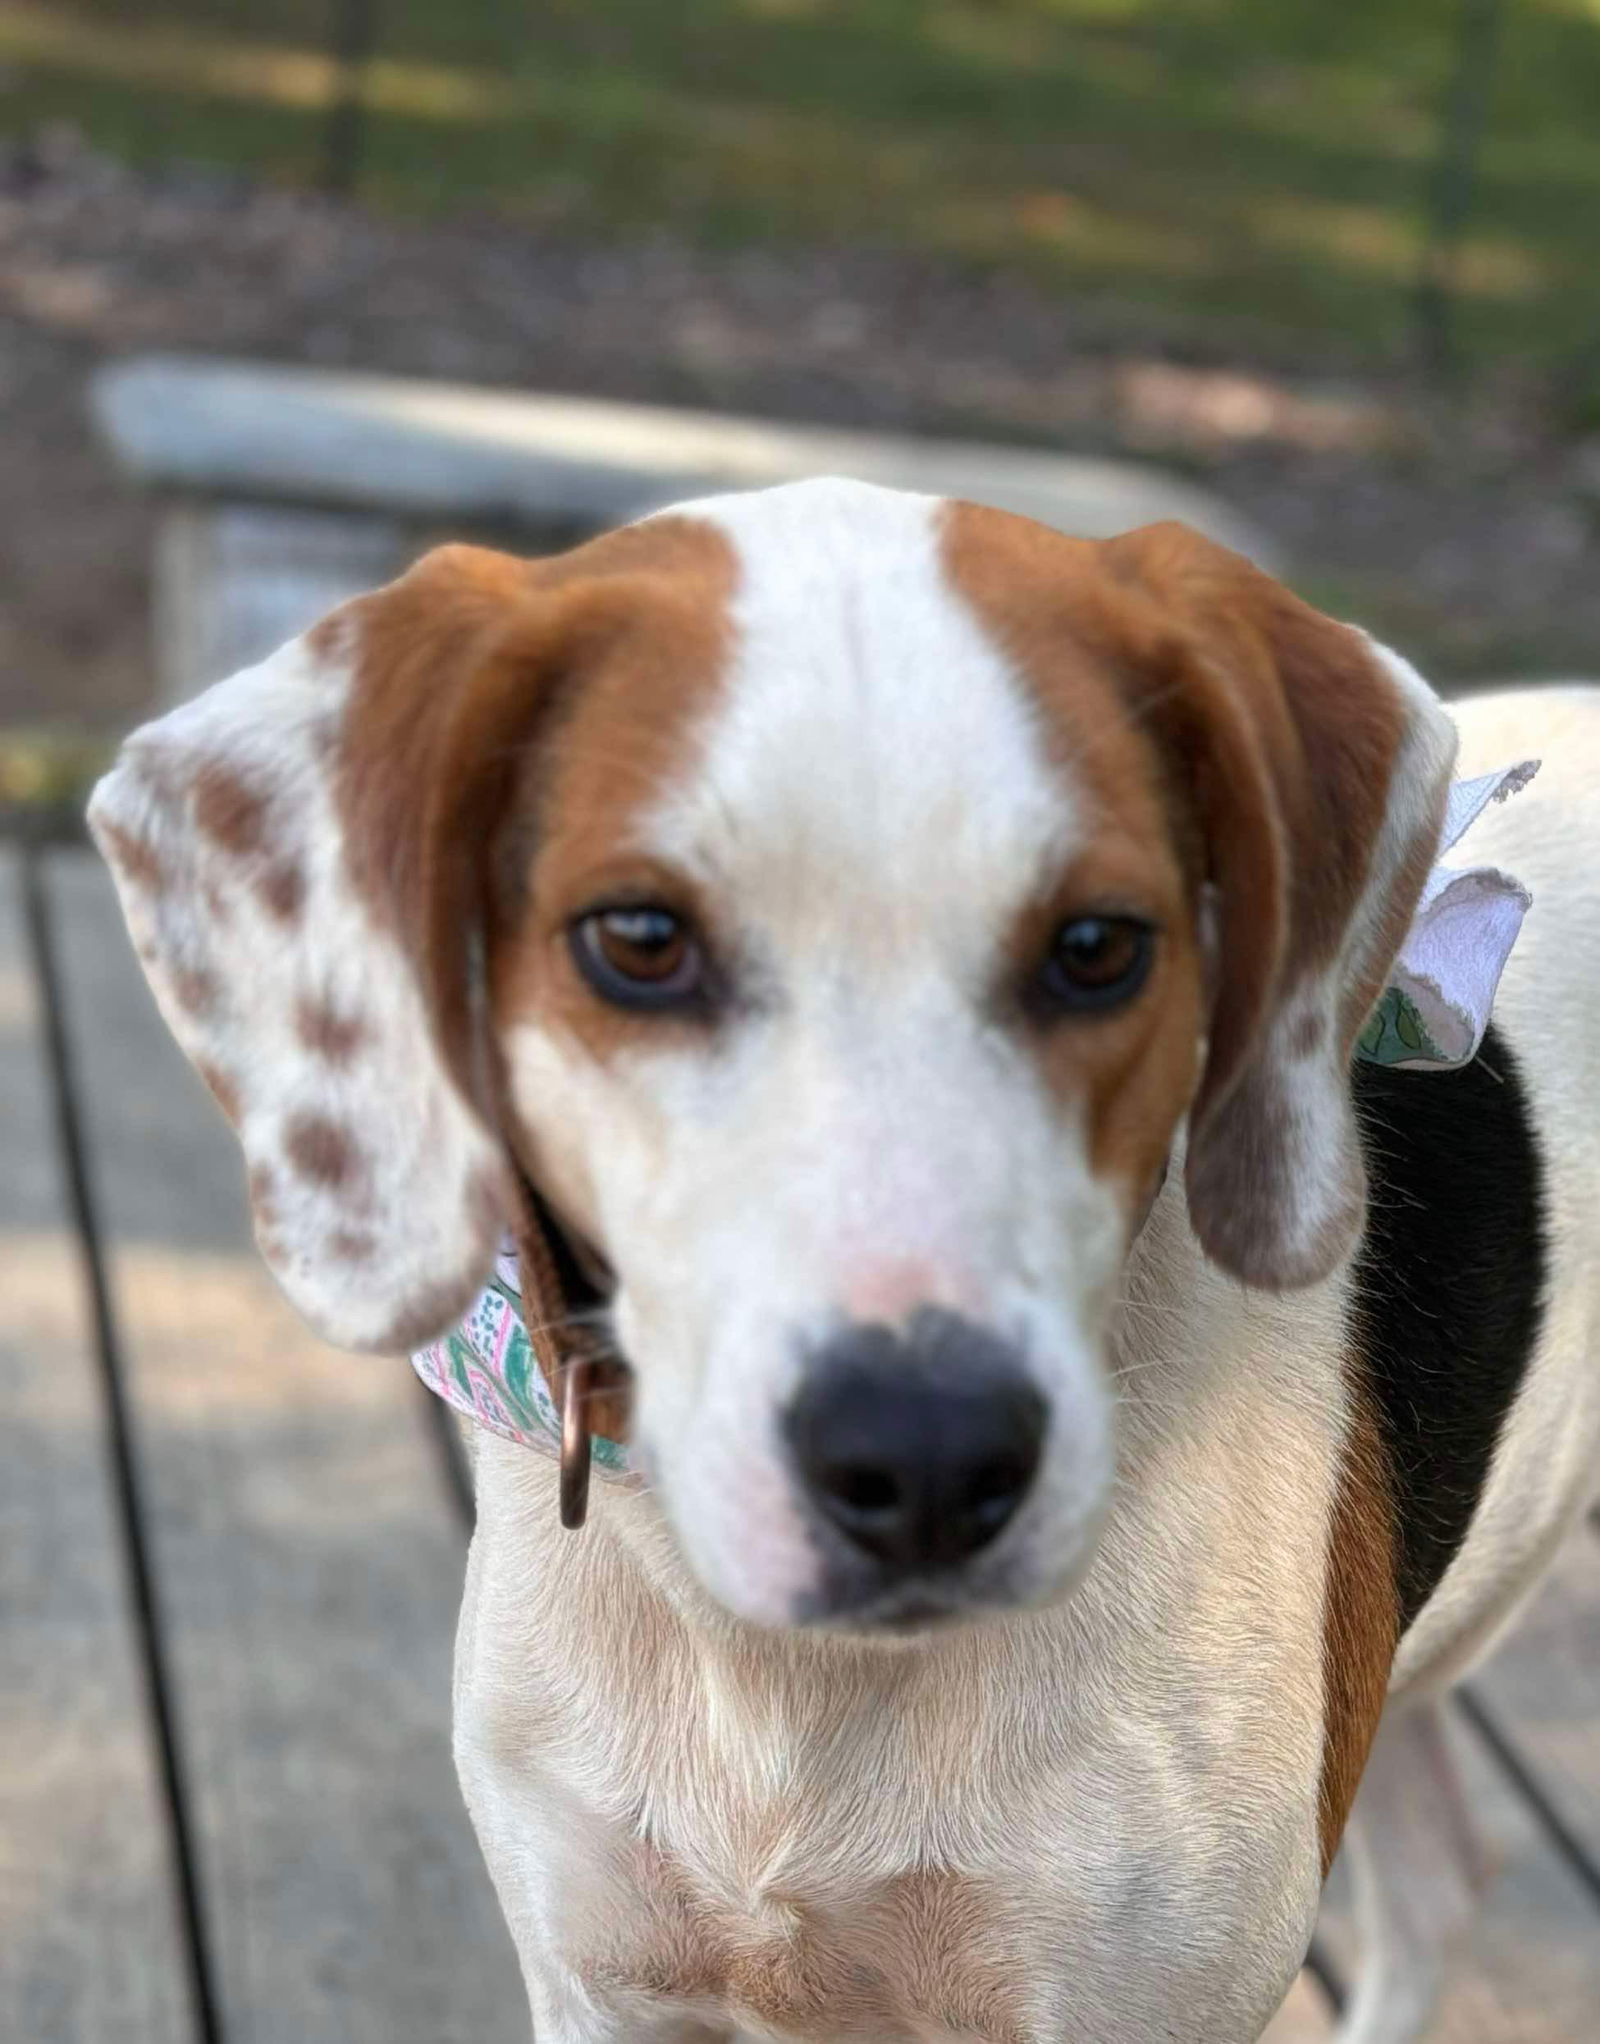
[412,1241,633,1476]
[1354,760,1537,1069]
[413,762,1537,1459]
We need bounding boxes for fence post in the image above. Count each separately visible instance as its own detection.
[323,0,380,197]
[1414,0,1507,384]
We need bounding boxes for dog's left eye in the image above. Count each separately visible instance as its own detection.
[571,906,707,1010]
[1036,915,1154,1013]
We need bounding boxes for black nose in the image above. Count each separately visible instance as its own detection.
[784,1311,1047,1576]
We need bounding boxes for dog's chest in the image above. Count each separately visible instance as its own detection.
[592,1836,1034,2043]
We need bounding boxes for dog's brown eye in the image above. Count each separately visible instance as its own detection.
[1038,916,1153,1013]
[571,906,706,1011]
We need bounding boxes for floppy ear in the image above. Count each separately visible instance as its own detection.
[87,535,703,1356]
[1101,523,1457,1290]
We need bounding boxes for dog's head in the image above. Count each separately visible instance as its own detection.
[91,479,1453,1630]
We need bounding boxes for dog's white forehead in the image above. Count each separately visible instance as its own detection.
[640,479,1084,967]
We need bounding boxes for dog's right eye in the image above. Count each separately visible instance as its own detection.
[570,906,708,1011]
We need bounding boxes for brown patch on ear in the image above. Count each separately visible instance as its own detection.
[192,762,272,858]
[944,501,1451,1287]
[248,1162,279,1227]
[283,1112,363,1192]
[332,518,736,1099]
[327,1228,376,1263]
[259,859,305,921]
[97,818,166,894]
[1095,521,1420,1092]
[296,996,367,1064]
[169,964,219,1019]
[320,517,734,1397]
[1318,1383,1398,1871]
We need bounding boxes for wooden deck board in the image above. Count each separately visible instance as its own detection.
[0,848,194,2044]
[1259,1972,1337,2042]
[1310,1672,1600,2041]
[1469,1534,1600,1870]
[43,851,528,2044]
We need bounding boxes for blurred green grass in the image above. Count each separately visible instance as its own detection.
[3,0,1599,371]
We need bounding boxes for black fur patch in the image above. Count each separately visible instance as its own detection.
[1348,1022,1547,1631]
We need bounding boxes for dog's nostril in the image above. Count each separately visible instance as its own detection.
[826,1464,903,1517]
[784,1311,1047,1578]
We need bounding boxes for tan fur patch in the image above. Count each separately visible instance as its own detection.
[1096,519,1411,1076]
[480,534,738,1077]
[1317,1384,1398,1870]
[330,519,735,1085]
[942,500,1206,1217]
[944,500,1448,1288]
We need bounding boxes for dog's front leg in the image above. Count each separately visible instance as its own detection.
[1334,1698,1497,2044]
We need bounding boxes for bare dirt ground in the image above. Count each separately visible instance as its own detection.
[3,126,1598,736]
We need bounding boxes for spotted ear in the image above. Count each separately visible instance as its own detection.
[88,543,590,1354]
[1102,523,1457,1289]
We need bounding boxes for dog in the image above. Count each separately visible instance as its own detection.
[90,478,1600,2044]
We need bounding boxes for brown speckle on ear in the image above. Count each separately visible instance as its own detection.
[192,762,272,858]
[296,997,367,1065]
[1318,1383,1398,1870]
[195,1060,241,1125]
[1290,1011,1325,1058]
[248,1161,279,1227]
[169,964,220,1019]
[97,818,166,894]
[327,1228,376,1263]
[259,860,306,922]
[283,1112,363,1191]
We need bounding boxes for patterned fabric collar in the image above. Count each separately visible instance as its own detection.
[414,762,1537,1457]
[412,1242,632,1475]
[1353,761,1536,1069]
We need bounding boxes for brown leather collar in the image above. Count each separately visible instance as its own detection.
[512,1186,631,1528]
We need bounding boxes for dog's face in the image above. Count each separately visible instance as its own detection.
[91,479,1455,1632]
[493,487,1204,1626]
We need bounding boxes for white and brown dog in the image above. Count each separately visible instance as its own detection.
[91,479,1600,2044]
